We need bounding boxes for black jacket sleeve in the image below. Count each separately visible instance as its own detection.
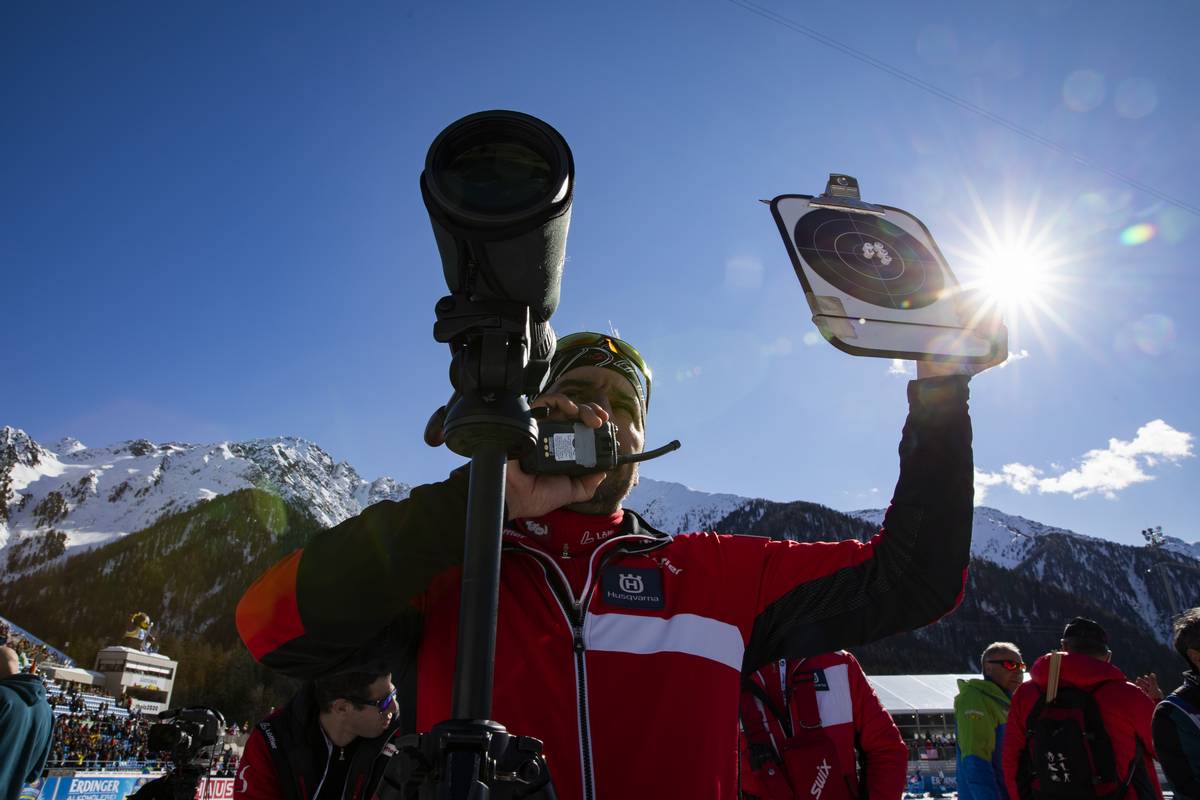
[1154,698,1200,800]
[237,467,470,677]
[744,374,974,670]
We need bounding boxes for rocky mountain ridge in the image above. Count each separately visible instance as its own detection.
[5,424,1199,650]
[2,424,1196,721]
[0,425,410,573]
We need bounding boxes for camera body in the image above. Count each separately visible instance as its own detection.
[147,706,225,771]
[129,708,226,800]
[520,419,621,476]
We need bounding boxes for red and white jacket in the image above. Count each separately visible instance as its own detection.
[740,651,909,800]
[237,376,975,800]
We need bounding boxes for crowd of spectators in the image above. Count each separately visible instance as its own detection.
[0,619,56,672]
[2,617,246,775]
[912,731,957,761]
[46,710,159,770]
[42,703,244,773]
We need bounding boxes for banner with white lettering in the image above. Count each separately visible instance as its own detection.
[26,772,233,799]
[32,773,160,800]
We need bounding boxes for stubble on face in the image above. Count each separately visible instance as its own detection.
[565,462,638,515]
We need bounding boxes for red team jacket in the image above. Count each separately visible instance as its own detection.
[236,376,974,800]
[740,651,908,800]
[1002,652,1161,800]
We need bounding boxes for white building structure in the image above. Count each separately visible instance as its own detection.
[93,645,178,714]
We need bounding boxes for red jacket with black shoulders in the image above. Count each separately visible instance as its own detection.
[740,650,909,799]
[237,376,975,800]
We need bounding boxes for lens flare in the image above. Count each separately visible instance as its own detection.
[1119,223,1157,246]
[1114,78,1159,119]
[1063,69,1106,112]
[1132,314,1175,355]
[945,183,1086,361]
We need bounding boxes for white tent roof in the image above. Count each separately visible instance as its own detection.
[43,665,105,685]
[865,674,978,714]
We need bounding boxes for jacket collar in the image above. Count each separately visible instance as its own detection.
[957,677,1011,705]
[507,505,671,557]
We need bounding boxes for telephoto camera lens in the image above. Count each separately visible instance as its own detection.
[440,141,555,216]
[424,111,570,224]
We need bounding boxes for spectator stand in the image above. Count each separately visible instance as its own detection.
[0,612,74,669]
[866,673,974,771]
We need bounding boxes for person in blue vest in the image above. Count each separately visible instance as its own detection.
[954,641,1025,800]
[1154,607,1200,799]
[0,644,54,800]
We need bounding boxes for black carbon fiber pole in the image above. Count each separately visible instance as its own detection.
[451,444,508,720]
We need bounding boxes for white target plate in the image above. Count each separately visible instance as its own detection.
[770,194,1006,363]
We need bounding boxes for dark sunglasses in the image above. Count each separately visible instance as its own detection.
[349,687,397,714]
[987,659,1026,672]
[554,332,653,410]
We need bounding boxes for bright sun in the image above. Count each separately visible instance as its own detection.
[944,186,1079,354]
[976,243,1051,310]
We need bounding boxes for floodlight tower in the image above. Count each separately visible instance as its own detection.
[1144,526,1184,620]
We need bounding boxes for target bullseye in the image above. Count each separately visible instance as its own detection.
[795,209,943,309]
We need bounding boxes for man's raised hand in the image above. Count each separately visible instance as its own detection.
[504,393,608,520]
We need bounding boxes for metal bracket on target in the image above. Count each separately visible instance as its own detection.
[808,174,886,217]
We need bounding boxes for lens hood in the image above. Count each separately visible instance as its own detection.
[422,110,574,322]
[422,110,573,233]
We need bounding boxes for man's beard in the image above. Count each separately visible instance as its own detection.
[566,462,638,515]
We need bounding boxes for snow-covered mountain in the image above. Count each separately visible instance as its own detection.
[623,479,750,534]
[7,422,1199,574]
[850,505,1084,569]
[850,504,1200,645]
[0,426,410,568]
[6,423,1200,649]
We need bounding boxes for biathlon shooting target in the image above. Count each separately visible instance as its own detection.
[769,182,1006,363]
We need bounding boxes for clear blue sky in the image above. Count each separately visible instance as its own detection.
[5,1,1197,547]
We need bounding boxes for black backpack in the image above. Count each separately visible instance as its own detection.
[1017,667,1139,800]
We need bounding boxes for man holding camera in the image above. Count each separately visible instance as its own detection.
[238,327,991,799]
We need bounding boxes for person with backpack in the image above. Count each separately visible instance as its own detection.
[1153,607,1200,799]
[738,650,908,800]
[954,641,1026,800]
[1002,617,1161,800]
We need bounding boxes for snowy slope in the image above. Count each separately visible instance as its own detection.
[0,426,410,569]
[851,506,1091,568]
[623,478,750,534]
[7,421,1200,643]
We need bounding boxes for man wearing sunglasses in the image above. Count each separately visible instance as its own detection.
[238,330,994,800]
[954,642,1026,800]
[235,663,398,800]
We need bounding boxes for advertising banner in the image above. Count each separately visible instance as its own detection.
[26,773,235,800]
[28,772,162,799]
[195,777,236,798]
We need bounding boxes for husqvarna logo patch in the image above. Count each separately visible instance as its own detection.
[618,573,644,593]
[601,567,664,609]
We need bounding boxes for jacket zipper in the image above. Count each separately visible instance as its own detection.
[511,535,670,800]
[570,609,594,800]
